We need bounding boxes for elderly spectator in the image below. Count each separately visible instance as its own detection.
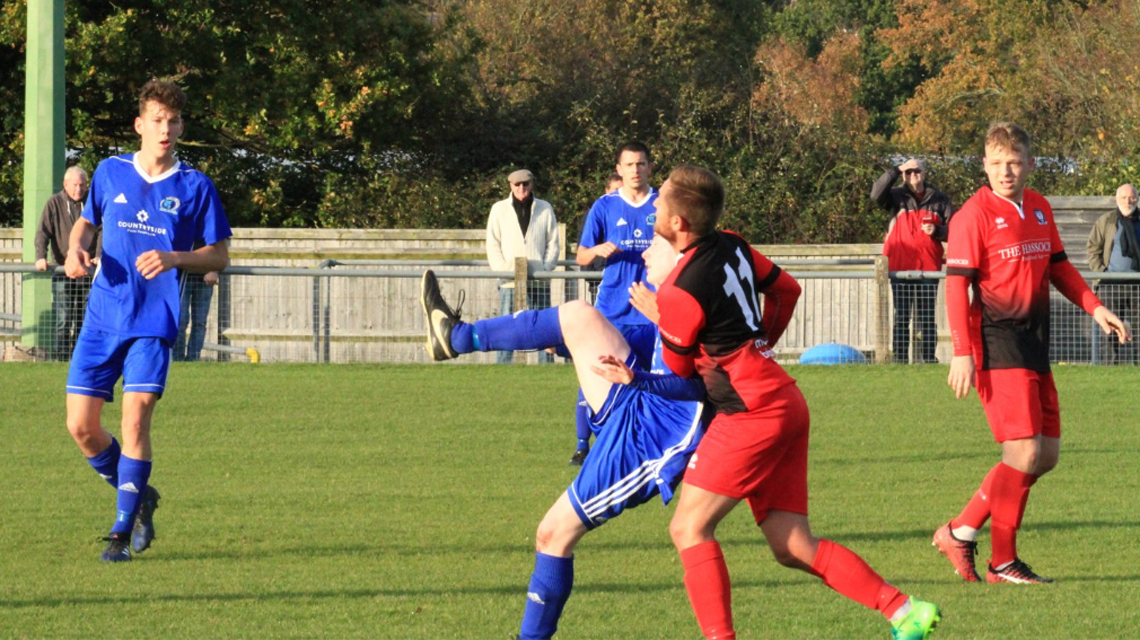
[1086,183,1140,364]
[34,165,100,360]
[871,158,954,363]
[486,168,560,364]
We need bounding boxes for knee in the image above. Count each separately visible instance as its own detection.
[768,543,800,569]
[66,416,107,455]
[1003,446,1040,473]
[768,538,816,571]
[560,298,597,328]
[66,414,99,443]
[1035,455,1059,476]
[534,519,577,556]
[670,516,711,551]
[534,523,555,553]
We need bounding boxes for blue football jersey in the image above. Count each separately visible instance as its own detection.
[579,188,657,325]
[82,154,232,342]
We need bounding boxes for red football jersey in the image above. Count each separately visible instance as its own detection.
[657,231,797,414]
[883,208,944,271]
[945,186,1065,371]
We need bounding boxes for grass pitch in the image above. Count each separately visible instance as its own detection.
[2,362,1137,639]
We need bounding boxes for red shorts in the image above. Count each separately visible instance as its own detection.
[683,383,810,524]
[975,368,1060,441]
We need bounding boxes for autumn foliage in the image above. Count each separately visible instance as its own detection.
[1,0,1138,240]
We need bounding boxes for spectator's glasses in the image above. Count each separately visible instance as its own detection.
[513,181,531,188]
[904,169,923,176]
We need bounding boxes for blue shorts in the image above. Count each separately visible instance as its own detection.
[67,327,171,401]
[568,353,708,529]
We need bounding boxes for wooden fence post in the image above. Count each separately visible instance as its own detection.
[875,255,891,364]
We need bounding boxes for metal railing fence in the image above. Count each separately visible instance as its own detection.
[2,258,1138,365]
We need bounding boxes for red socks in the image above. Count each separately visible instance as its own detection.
[680,541,735,640]
[989,463,1037,566]
[811,539,908,620]
[952,464,999,530]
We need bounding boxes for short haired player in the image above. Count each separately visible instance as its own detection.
[422,234,709,639]
[64,79,232,562]
[568,141,658,465]
[934,123,1130,584]
[652,164,940,639]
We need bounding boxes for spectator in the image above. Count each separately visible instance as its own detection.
[1086,183,1140,364]
[35,165,99,361]
[486,168,560,364]
[871,158,954,363]
[174,240,219,362]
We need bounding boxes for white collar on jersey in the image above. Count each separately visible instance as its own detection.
[990,189,1025,219]
[132,153,183,184]
[618,186,656,208]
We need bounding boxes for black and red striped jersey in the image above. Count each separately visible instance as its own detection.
[657,231,798,414]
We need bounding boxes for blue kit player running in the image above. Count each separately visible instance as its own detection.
[569,141,658,465]
[63,79,232,562]
[422,236,709,640]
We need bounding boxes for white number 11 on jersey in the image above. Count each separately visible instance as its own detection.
[722,247,761,332]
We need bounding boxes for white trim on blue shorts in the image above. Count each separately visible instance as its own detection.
[576,402,704,523]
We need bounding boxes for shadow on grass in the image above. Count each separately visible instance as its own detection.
[813,450,994,466]
[140,519,1140,563]
[3,578,798,610]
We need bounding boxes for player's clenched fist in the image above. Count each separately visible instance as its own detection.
[135,249,177,280]
[65,248,92,279]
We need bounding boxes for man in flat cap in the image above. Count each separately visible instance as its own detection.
[486,168,561,363]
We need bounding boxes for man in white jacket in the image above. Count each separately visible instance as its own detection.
[487,169,561,363]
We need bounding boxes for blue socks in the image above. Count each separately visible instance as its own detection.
[87,438,121,488]
[111,456,152,536]
[519,552,574,640]
[575,390,591,448]
[455,308,564,354]
[450,322,477,353]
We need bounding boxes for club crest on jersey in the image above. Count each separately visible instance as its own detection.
[647,213,656,224]
[159,197,181,215]
[1034,209,1047,225]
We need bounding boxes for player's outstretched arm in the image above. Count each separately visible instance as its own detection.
[592,354,634,384]
[591,354,705,401]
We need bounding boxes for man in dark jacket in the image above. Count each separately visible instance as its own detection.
[34,166,100,360]
[1086,183,1140,364]
[871,158,954,363]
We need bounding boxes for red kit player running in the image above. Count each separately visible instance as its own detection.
[651,164,940,640]
[936,122,1130,584]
